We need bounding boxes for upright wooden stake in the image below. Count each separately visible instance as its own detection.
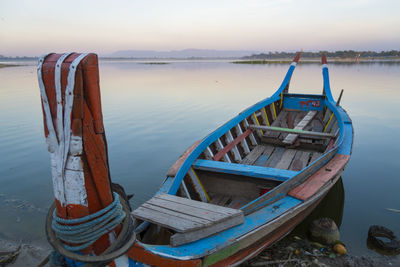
[38,53,117,255]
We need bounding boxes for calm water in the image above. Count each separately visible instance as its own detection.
[0,60,399,256]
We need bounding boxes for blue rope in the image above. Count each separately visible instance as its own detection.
[52,192,126,251]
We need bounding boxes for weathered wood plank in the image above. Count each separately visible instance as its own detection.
[309,152,322,165]
[187,168,209,202]
[141,203,212,225]
[289,154,350,200]
[275,149,297,170]
[289,151,311,171]
[264,110,287,138]
[155,193,241,216]
[147,197,228,221]
[249,125,335,139]
[283,111,317,145]
[132,206,202,232]
[171,213,244,246]
[235,124,251,154]
[240,145,266,165]
[193,159,296,182]
[264,147,285,168]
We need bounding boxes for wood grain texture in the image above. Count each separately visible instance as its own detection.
[289,154,350,200]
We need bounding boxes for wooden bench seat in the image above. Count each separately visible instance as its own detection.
[132,193,244,246]
[193,159,297,182]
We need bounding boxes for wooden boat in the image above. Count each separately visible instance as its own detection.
[127,53,354,266]
[37,52,352,267]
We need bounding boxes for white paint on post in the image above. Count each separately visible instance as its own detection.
[38,53,89,206]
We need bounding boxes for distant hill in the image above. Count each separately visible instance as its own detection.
[109,49,261,59]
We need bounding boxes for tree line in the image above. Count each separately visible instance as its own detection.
[243,50,400,59]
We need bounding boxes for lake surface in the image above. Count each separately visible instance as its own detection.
[0,59,399,256]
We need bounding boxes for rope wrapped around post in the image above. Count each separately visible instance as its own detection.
[46,192,136,264]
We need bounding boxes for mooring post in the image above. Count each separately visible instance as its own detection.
[38,53,122,257]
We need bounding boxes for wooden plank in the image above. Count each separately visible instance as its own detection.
[203,146,214,160]
[147,197,228,222]
[155,193,241,216]
[213,130,251,162]
[275,149,297,170]
[240,145,266,165]
[283,110,317,145]
[278,113,289,140]
[167,140,202,177]
[241,147,339,215]
[264,110,287,138]
[309,152,322,165]
[264,147,285,168]
[193,159,297,182]
[235,125,250,154]
[215,138,231,163]
[289,151,311,171]
[132,206,202,232]
[289,154,350,200]
[187,168,209,202]
[249,125,335,139]
[171,213,244,246]
[254,145,274,166]
[243,119,258,146]
[141,203,211,225]
[225,130,242,162]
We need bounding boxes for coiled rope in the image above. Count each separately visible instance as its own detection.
[46,193,136,264]
[52,192,125,251]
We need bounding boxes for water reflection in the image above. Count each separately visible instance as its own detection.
[0,60,399,257]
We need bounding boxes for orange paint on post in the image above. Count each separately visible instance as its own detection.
[39,53,118,255]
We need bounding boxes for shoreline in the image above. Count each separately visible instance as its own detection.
[0,236,398,266]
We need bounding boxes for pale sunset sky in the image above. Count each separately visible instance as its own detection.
[1,0,399,56]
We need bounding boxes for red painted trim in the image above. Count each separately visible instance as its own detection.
[293,52,301,63]
[322,54,328,64]
[213,129,252,161]
[289,154,349,200]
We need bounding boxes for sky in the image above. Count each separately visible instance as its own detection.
[1,0,399,56]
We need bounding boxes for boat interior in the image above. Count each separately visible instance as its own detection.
[133,96,341,246]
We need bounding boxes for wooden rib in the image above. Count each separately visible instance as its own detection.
[203,146,214,160]
[215,138,231,163]
[243,119,258,145]
[323,113,335,132]
[235,124,250,154]
[213,130,252,162]
[188,168,210,202]
[262,107,270,126]
[226,130,242,162]
[252,113,263,137]
[181,180,191,199]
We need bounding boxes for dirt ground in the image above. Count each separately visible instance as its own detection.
[1,237,399,266]
[243,237,400,267]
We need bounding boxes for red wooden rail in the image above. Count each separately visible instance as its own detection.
[213,129,252,161]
